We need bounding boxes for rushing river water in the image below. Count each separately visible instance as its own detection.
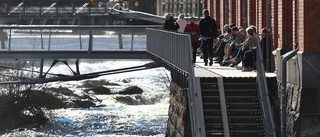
[1,32,171,136]
[2,60,170,137]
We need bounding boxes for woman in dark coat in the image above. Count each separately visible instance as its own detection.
[162,13,179,31]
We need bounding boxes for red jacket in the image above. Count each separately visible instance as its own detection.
[184,23,200,43]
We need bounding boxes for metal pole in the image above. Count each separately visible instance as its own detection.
[88,28,93,52]
[266,0,271,72]
[48,29,51,51]
[40,29,44,49]
[118,31,123,49]
[8,29,12,51]
[79,30,83,49]
[131,30,134,51]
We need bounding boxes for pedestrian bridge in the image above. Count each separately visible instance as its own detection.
[0,25,160,60]
[0,25,277,137]
[0,1,164,25]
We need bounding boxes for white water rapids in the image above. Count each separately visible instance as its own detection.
[0,40,171,137]
[2,60,170,137]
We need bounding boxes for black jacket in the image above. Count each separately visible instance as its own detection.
[163,17,179,31]
[199,16,218,38]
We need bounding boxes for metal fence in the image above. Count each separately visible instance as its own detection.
[110,8,164,24]
[146,28,205,137]
[0,25,160,51]
[0,1,113,18]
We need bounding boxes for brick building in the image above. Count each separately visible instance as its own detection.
[205,0,320,136]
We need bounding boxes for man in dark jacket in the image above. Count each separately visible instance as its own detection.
[162,13,179,31]
[199,9,218,66]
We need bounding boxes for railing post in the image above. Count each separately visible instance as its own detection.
[79,29,83,49]
[131,29,134,51]
[48,29,52,51]
[40,29,44,49]
[8,29,12,51]
[118,31,123,49]
[88,28,93,52]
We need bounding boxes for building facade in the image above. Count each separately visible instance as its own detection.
[156,0,203,17]
[205,0,320,136]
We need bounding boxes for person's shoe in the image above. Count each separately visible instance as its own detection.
[220,61,229,66]
[204,62,208,66]
[209,61,213,66]
[242,67,253,72]
[209,58,213,66]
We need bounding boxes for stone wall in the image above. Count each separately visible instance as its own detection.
[166,81,191,137]
[275,82,301,137]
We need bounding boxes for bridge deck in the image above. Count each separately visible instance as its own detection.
[194,56,276,78]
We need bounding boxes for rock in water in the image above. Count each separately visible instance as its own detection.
[119,86,143,95]
[73,100,96,108]
[91,87,112,95]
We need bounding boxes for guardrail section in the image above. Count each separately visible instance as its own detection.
[0,25,160,51]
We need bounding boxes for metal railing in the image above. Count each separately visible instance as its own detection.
[0,25,160,52]
[0,1,113,18]
[255,35,277,137]
[110,8,164,24]
[146,28,205,137]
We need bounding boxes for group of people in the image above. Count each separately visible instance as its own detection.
[162,9,270,72]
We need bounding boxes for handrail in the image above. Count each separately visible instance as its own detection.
[255,35,277,137]
[0,25,161,29]
[0,25,160,52]
[146,28,206,137]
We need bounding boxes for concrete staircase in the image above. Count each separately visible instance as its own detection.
[200,77,267,137]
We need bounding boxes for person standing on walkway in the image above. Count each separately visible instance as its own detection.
[162,13,179,31]
[176,13,188,33]
[199,9,218,66]
[185,17,200,63]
